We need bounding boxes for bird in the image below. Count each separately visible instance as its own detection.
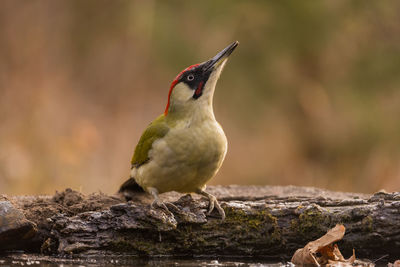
[118,41,239,220]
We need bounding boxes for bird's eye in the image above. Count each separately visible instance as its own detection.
[187,74,194,81]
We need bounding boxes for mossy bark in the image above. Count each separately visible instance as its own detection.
[1,186,399,261]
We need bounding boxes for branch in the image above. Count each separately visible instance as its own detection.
[1,186,399,261]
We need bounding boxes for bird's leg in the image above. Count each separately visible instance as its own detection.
[147,187,179,216]
[148,187,169,212]
[196,188,225,220]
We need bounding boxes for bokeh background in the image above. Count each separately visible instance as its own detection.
[1,1,400,195]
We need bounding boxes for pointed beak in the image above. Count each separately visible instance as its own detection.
[202,41,239,73]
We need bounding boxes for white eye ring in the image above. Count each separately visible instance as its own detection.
[187,74,194,81]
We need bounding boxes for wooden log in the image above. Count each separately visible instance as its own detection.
[1,186,399,261]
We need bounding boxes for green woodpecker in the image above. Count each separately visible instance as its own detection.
[119,41,239,220]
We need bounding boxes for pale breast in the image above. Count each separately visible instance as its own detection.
[136,120,227,193]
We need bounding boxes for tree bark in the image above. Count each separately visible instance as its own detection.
[1,185,399,261]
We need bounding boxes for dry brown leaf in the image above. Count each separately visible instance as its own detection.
[291,224,371,266]
[291,224,345,266]
[388,260,400,267]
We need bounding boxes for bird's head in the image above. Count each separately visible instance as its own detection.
[164,41,239,117]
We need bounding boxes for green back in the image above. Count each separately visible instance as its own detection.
[131,114,169,168]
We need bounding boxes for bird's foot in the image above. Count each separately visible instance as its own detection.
[151,199,177,217]
[196,188,225,220]
[206,195,225,220]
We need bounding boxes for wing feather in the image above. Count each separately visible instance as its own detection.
[131,114,169,168]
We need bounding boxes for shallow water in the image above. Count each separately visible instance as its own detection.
[0,254,290,267]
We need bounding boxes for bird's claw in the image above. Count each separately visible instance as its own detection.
[207,196,215,214]
[207,195,225,220]
[151,199,168,211]
[151,199,176,217]
[165,202,180,211]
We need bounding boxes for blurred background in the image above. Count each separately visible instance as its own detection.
[1,1,400,195]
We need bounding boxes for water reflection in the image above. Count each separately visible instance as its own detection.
[0,254,290,267]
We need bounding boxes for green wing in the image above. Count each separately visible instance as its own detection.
[131,114,169,168]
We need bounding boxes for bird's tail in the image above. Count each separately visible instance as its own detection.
[119,177,145,193]
[118,177,145,201]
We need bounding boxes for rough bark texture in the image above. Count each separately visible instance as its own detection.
[0,185,399,261]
